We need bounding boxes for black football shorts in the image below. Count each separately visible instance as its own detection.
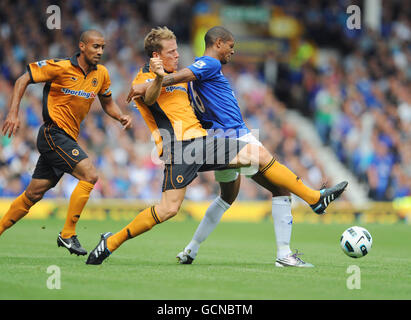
[161,136,248,192]
[32,123,88,185]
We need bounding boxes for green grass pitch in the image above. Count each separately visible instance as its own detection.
[0,218,410,300]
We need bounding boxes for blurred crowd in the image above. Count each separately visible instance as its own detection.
[269,0,411,201]
[0,0,410,202]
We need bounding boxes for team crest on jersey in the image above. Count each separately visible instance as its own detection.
[37,60,47,68]
[92,78,98,87]
[72,149,79,156]
[176,175,184,183]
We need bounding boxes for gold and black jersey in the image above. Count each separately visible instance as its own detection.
[133,64,207,156]
[27,53,112,140]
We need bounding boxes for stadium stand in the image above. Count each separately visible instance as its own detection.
[0,0,409,203]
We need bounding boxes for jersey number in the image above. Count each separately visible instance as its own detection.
[189,82,205,113]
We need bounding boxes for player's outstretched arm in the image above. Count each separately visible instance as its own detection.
[126,67,197,104]
[162,68,196,87]
[98,95,132,130]
[2,72,32,138]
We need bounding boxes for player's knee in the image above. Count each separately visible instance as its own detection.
[258,146,273,168]
[167,205,180,219]
[271,186,291,197]
[161,203,181,221]
[83,172,98,184]
[25,189,45,203]
[220,188,238,205]
[88,174,98,185]
[73,159,98,184]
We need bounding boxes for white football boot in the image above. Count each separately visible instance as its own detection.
[275,250,314,267]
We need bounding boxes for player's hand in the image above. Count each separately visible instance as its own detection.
[126,83,149,104]
[2,111,20,138]
[119,114,132,130]
[150,57,165,78]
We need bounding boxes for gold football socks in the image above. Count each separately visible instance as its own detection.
[259,158,320,205]
[0,192,34,236]
[107,206,161,252]
[60,180,94,239]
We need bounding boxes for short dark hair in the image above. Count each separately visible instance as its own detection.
[204,26,233,48]
[79,30,104,44]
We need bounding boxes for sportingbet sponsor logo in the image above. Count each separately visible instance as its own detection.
[144,79,187,94]
[61,88,96,99]
[165,85,187,93]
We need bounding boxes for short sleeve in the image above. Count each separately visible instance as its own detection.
[27,59,61,83]
[131,68,156,105]
[187,57,220,81]
[98,66,112,97]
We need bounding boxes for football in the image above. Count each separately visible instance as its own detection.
[340,226,373,258]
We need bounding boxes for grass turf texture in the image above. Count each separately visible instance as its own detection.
[0,218,410,300]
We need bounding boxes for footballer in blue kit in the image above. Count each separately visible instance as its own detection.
[187,55,249,138]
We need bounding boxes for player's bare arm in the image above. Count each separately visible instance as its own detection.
[2,72,32,138]
[162,68,197,86]
[126,82,149,104]
[98,94,132,130]
[126,67,196,103]
[143,57,165,106]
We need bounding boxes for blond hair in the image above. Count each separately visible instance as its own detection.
[144,26,176,57]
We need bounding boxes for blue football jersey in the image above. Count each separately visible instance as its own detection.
[187,56,249,138]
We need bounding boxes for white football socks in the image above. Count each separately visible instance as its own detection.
[185,196,230,258]
[272,196,293,259]
[185,195,294,261]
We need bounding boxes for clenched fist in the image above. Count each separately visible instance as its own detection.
[150,57,165,78]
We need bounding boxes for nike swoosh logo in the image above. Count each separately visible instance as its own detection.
[356,236,364,244]
[59,237,72,249]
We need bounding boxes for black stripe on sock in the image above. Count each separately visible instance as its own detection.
[259,158,276,175]
[151,206,160,224]
[126,228,133,239]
